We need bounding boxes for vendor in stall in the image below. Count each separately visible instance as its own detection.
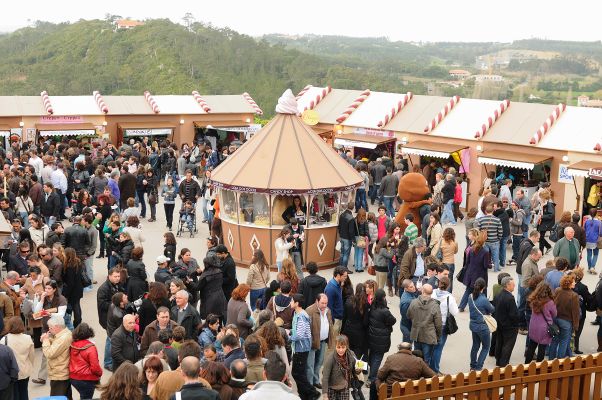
[281,195,307,225]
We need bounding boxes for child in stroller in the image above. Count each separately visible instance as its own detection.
[178,200,196,236]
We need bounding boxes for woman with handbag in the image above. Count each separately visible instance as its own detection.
[431,276,459,374]
[548,274,580,360]
[525,281,557,363]
[353,209,369,273]
[468,278,494,371]
[536,189,555,254]
[458,230,490,312]
[426,213,443,260]
[584,208,602,274]
[246,249,270,311]
[321,335,362,400]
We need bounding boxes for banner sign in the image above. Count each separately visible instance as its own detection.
[558,164,573,184]
[589,167,602,179]
[353,127,395,138]
[125,128,172,137]
[40,115,84,124]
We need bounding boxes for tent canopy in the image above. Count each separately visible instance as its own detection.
[478,150,551,170]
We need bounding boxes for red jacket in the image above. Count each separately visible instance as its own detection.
[69,339,103,381]
[454,183,462,203]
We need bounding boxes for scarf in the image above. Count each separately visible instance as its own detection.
[336,352,351,384]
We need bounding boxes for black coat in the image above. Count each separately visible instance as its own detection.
[7,254,28,276]
[492,289,519,331]
[170,382,219,400]
[61,263,84,302]
[126,259,148,301]
[61,224,91,260]
[368,305,397,354]
[220,255,238,301]
[494,208,511,238]
[338,210,355,240]
[97,280,124,329]
[164,243,177,265]
[110,325,141,371]
[516,238,535,275]
[114,239,134,265]
[298,274,327,309]
[442,180,456,204]
[342,297,369,359]
[138,297,171,334]
[154,268,172,284]
[107,304,125,337]
[170,304,202,340]
[40,191,60,218]
[538,201,556,232]
[118,172,137,202]
[197,267,227,319]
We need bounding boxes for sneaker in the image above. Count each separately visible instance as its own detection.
[507,260,516,266]
[83,286,93,293]
[518,329,528,335]
[32,379,46,385]
[544,248,551,255]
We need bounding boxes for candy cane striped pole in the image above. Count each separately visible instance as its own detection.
[242,92,263,115]
[192,91,211,112]
[336,90,371,123]
[295,85,313,100]
[304,86,332,112]
[474,99,510,139]
[40,91,53,114]
[529,103,566,145]
[377,92,413,128]
[93,91,109,113]
[144,91,160,114]
[424,95,460,133]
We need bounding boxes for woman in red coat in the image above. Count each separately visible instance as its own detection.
[69,322,102,399]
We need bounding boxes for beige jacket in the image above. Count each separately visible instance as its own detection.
[427,223,443,256]
[246,263,270,290]
[42,327,72,380]
[2,333,35,379]
[440,240,458,264]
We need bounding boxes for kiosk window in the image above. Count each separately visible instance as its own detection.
[273,195,308,226]
[220,190,238,222]
[309,194,339,225]
[239,193,269,225]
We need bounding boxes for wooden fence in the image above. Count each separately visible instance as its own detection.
[378,353,602,400]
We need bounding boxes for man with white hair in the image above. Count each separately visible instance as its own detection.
[111,313,141,371]
[170,289,201,340]
[41,314,72,397]
[553,226,581,269]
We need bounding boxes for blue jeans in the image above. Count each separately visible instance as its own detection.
[355,188,368,212]
[400,321,411,343]
[291,252,304,279]
[517,282,528,329]
[104,336,112,369]
[414,342,435,369]
[19,212,29,229]
[499,236,509,267]
[470,328,491,370]
[71,379,97,399]
[441,199,456,225]
[383,196,395,218]
[136,190,146,217]
[306,341,327,385]
[276,261,283,272]
[484,242,500,272]
[445,263,455,293]
[371,184,382,204]
[339,238,352,268]
[511,235,522,261]
[354,245,365,271]
[587,248,599,269]
[431,332,448,373]
[200,197,209,222]
[368,351,384,382]
[549,318,573,359]
[250,288,264,311]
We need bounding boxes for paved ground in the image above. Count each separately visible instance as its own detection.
[27,200,602,399]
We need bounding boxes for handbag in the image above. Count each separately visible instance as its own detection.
[335,240,342,252]
[544,313,560,338]
[80,266,92,288]
[367,264,376,276]
[355,221,366,248]
[350,377,365,400]
[470,295,497,332]
[444,296,458,335]
[456,267,466,283]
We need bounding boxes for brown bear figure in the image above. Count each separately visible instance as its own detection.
[395,172,433,237]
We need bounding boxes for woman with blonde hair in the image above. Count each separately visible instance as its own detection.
[281,258,299,294]
[246,249,270,311]
[440,227,459,292]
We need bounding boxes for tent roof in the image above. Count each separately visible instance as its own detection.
[311,89,364,124]
[384,95,453,133]
[537,106,602,153]
[211,98,362,194]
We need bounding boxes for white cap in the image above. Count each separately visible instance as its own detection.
[156,255,170,264]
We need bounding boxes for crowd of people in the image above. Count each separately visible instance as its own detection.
[0,138,600,400]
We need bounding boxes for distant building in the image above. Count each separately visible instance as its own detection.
[115,19,144,29]
[578,95,590,107]
[474,74,504,83]
[449,69,471,80]
[580,97,602,108]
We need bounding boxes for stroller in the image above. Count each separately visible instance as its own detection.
[177,201,197,237]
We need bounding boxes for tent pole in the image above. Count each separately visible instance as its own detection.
[572,176,581,213]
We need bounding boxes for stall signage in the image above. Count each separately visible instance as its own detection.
[39,115,84,124]
[558,164,573,184]
[588,168,602,179]
[353,127,395,138]
[218,124,262,139]
[39,129,96,137]
[125,128,172,136]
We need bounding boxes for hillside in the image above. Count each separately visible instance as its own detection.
[0,19,424,116]
[2,19,602,115]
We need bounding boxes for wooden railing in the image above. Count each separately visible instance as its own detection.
[378,353,602,400]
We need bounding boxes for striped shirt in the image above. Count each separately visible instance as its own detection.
[404,222,418,245]
[476,214,503,243]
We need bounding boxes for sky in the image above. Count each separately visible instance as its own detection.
[1,0,601,43]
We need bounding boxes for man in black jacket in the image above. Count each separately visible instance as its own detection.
[97,268,125,370]
[337,203,355,273]
[298,261,327,309]
[179,169,201,204]
[493,276,520,367]
[118,166,137,210]
[61,216,91,260]
[173,356,219,400]
[215,245,238,301]
[111,313,141,371]
[40,182,60,226]
[171,290,202,340]
[515,230,540,332]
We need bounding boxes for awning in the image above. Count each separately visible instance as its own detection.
[36,123,97,137]
[402,140,467,159]
[566,160,601,178]
[478,150,552,170]
[118,122,175,137]
[334,133,395,150]
[0,125,10,137]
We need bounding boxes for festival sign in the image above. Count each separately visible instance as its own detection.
[39,115,84,124]
[588,167,602,180]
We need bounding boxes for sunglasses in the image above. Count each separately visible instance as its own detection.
[20,249,30,254]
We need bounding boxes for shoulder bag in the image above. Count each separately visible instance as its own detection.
[444,296,458,335]
[355,220,366,249]
[543,311,560,338]
[470,295,497,332]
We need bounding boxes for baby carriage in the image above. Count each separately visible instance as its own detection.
[177,202,197,237]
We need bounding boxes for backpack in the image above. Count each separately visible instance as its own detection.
[549,223,560,242]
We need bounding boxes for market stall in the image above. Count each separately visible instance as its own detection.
[566,160,602,215]
[211,89,363,268]
[35,123,98,140]
[117,121,175,143]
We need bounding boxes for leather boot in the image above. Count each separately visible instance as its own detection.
[387,279,394,297]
